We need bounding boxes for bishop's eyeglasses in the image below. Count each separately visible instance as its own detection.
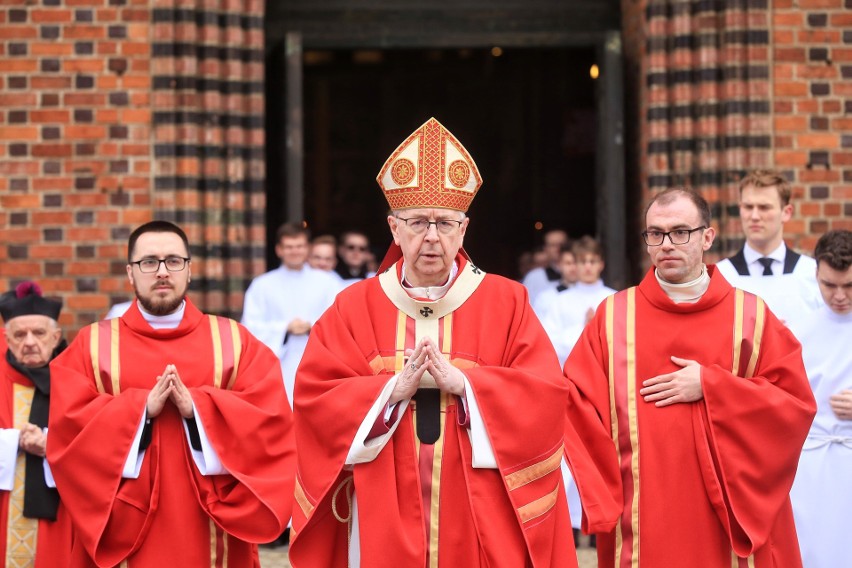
[642,226,706,246]
[130,256,190,273]
[395,216,464,235]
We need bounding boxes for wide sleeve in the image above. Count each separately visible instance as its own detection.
[46,329,156,568]
[240,278,285,354]
[562,308,623,534]
[695,307,816,556]
[185,326,295,543]
[291,296,396,522]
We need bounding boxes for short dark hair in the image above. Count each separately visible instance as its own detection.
[558,243,576,259]
[645,187,711,228]
[276,222,310,243]
[738,169,792,206]
[572,235,604,260]
[127,221,190,262]
[814,230,852,271]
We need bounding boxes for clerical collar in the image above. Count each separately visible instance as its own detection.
[655,264,710,304]
[138,300,186,329]
[400,261,458,300]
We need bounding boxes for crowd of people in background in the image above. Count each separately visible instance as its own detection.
[1,122,850,568]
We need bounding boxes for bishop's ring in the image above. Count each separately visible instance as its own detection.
[410,363,418,371]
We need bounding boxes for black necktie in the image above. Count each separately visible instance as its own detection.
[758,257,774,276]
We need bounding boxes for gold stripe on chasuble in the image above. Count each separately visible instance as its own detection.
[6,384,37,568]
[109,318,120,393]
[210,315,225,389]
[294,477,314,517]
[517,484,560,523]
[226,319,242,390]
[428,392,448,568]
[730,292,760,567]
[504,446,564,491]
[606,290,640,568]
[209,518,228,568]
[90,322,104,393]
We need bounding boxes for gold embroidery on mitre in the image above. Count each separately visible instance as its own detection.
[391,158,416,186]
[376,117,482,212]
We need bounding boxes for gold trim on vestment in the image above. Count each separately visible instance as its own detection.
[210,315,224,389]
[504,446,563,491]
[6,383,37,568]
[625,288,640,567]
[109,318,120,394]
[517,484,560,524]
[226,319,241,390]
[294,477,314,517]
[427,392,448,568]
[90,323,104,394]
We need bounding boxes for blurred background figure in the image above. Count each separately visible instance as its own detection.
[789,229,852,568]
[308,235,342,276]
[335,230,373,283]
[522,229,569,305]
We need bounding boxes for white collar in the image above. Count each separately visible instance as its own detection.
[744,241,786,265]
[138,300,186,329]
[400,262,459,300]
[655,264,711,304]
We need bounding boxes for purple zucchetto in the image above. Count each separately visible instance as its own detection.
[0,281,62,323]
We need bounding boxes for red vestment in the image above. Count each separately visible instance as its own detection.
[566,267,816,567]
[46,300,295,567]
[290,256,602,568]
[0,336,73,568]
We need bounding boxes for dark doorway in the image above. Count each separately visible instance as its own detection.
[266,46,599,279]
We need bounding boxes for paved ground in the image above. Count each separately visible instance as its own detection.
[259,544,598,567]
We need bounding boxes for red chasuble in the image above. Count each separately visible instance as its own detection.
[46,300,295,568]
[566,267,816,568]
[0,337,73,568]
[290,256,587,568]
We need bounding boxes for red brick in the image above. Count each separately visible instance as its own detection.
[773,13,803,27]
[0,26,38,40]
[66,228,109,241]
[0,126,38,141]
[823,100,842,113]
[63,25,106,40]
[63,93,106,106]
[66,295,108,310]
[0,59,38,72]
[832,117,852,130]
[64,194,108,207]
[67,261,111,276]
[797,30,841,43]
[800,170,841,182]
[797,133,840,148]
[30,245,74,260]
[31,42,75,56]
[0,93,37,107]
[775,48,806,62]
[0,263,42,277]
[775,116,808,131]
[776,151,809,166]
[65,125,107,139]
[32,144,73,158]
[31,76,74,89]
[30,110,71,123]
[32,9,73,23]
[797,0,841,6]
[64,59,104,73]
[796,100,820,113]
[835,152,852,165]
[797,65,838,79]
[830,13,852,26]
[32,177,73,191]
[32,211,74,225]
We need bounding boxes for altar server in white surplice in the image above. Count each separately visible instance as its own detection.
[789,229,852,568]
[242,222,342,405]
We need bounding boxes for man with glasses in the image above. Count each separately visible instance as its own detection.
[289,118,615,567]
[564,188,815,567]
[47,220,295,567]
[716,169,822,328]
[335,230,373,283]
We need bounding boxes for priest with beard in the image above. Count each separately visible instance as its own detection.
[47,220,295,567]
[0,281,72,567]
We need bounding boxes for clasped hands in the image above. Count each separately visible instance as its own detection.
[146,364,194,419]
[389,337,465,404]
[19,423,46,457]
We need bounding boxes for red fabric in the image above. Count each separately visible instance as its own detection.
[290,257,577,567]
[0,353,73,568]
[565,267,816,567]
[46,300,295,567]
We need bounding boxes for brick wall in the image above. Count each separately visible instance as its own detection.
[772,0,852,254]
[622,0,851,269]
[0,0,153,334]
